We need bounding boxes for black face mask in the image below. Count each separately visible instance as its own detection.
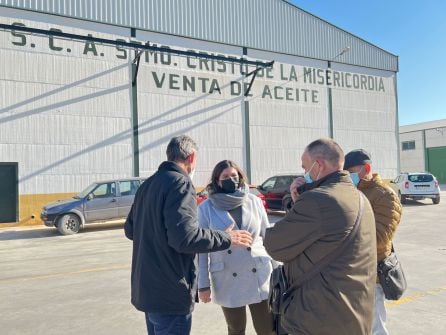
[220,178,239,193]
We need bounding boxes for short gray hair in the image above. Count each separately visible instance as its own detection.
[166,135,198,162]
[306,138,344,167]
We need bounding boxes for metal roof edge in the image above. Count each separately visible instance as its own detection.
[281,0,398,60]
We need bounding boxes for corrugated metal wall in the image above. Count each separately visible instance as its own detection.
[399,132,424,173]
[1,5,401,227]
[0,15,133,194]
[0,0,398,72]
[245,49,398,182]
[399,127,446,175]
[135,29,246,184]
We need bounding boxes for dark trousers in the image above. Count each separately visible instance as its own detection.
[145,312,192,335]
[221,299,276,335]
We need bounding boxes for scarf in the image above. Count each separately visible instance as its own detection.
[208,183,249,211]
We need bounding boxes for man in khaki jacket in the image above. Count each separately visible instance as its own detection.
[344,149,402,335]
[264,138,377,335]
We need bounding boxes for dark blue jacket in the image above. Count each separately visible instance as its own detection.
[124,161,231,314]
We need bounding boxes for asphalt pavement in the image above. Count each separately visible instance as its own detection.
[0,192,445,335]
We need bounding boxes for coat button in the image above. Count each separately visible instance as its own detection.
[233,273,237,277]
[247,247,251,251]
[228,250,232,254]
[252,268,257,273]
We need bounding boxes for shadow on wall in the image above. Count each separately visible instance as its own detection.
[0,63,129,119]
[0,62,246,185]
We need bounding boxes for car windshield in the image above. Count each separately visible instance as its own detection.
[75,183,98,198]
[408,174,434,183]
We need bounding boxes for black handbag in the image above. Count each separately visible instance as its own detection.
[269,265,287,315]
[268,266,289,335]
[377,244,407,300]
[268,193,365,334]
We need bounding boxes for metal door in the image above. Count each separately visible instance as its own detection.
[0,163,18,223]
[427,147,446,184]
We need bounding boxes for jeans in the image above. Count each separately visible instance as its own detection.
[145,312,192,335]
[372,284,389,335]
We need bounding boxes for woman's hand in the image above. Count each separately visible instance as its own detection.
[199,289,211,303]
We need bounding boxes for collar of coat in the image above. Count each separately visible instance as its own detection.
[358,173,383,190]
[307,170,349,190]
[158,161,189,178]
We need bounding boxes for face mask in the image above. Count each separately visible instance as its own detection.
[350,172,360,187]
[188,168,195,181]
[303,161,317,184]
[350,166,363,187]
[220,177,239,193]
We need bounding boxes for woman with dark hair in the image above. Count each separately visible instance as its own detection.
[197,160,275,335]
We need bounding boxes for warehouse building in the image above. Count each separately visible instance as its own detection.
[0,0,399,225]
[399,119,446,184]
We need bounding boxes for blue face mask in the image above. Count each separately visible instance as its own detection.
[349,166,363,187]
[350,172,360,187]
[304,162,317,184]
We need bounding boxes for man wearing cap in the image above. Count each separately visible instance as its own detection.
[344,149,402,335]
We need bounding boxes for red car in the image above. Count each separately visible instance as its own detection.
[196,185,268,211]
[248,185,268,211]
[196,189,208,206]
[257,174,302,211]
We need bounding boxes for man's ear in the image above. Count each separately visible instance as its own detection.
[187,151,196,164]
[364,163,371,174]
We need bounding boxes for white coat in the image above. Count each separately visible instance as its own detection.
[197,193,272,308]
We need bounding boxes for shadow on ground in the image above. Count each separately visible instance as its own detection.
[402,199,439,207]
[0,221,125,241]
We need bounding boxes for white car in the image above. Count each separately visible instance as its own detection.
[390,173,440,205]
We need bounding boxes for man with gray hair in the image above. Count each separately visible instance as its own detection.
[264,138,377,334]
[125,135,253,335]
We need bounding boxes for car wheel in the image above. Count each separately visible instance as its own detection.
[399,192,407,204]
[433,196,440,205]
[282,195,293,213]
[57,214,81,235]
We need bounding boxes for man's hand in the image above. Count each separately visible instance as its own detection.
[199,289,211,303]
[290,176,306,202]
[225,224,253,247]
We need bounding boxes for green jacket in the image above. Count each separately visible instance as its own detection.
[264,171,377,335]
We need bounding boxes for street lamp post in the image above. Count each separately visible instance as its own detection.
[327,47,350,138]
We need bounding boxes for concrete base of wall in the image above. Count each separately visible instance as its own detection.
[0,193,76,227]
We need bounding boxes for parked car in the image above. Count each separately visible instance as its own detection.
[247,185,268,211]
[196,188,208,206]
[196,185,268,210]
[41,177,145,235]
[389,172,440,204]
[257,174,302,211]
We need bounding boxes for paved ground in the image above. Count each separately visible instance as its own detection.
[1,192,445,335]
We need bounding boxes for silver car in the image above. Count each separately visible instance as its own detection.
[41,177,145,235]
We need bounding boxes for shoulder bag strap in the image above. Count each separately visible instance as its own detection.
[285,191,365,294]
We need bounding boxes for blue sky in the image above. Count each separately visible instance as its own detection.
[290,0,446,126]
